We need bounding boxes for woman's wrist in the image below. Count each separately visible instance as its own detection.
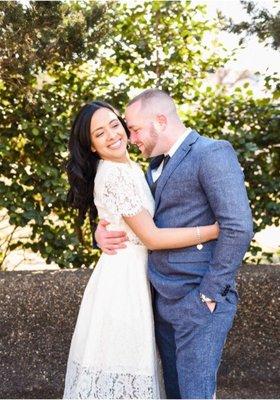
[203,224,218,241]
[196,224,219,245]
[213,222,219,239]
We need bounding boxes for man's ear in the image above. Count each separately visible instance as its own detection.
[155,114,167,130]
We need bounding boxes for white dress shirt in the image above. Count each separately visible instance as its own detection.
[151,128,192,182]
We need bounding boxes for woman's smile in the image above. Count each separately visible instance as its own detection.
[108,138,123,150]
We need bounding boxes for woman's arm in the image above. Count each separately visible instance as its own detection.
[124,208,218,250]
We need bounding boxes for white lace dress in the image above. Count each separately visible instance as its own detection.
[63,159,165,399]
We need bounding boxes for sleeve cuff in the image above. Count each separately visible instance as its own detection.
[199,276,232,303]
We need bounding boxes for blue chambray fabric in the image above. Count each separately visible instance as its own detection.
[146,130,253,398]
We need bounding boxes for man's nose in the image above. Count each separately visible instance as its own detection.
[129,132,136,144]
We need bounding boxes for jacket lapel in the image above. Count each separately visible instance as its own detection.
[145,154,164,188]
[145,167,153,188]
[154,130,200,211]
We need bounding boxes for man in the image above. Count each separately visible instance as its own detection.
[95,89,253,398]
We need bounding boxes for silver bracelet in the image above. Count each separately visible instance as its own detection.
[196,226,203,250]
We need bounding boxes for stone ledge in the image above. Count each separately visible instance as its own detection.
[0,264,279,399]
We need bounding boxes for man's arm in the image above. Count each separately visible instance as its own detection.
[198,140,254,303]
[95,220,128,255]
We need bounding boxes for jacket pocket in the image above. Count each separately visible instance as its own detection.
[168,249,212,263]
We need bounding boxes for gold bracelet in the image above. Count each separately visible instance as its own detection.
[196,226,203,250]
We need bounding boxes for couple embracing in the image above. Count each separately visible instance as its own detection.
[63,89,253,399]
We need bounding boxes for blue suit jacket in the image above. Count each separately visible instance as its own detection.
[145,130,254,302]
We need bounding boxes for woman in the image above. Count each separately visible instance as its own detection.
[63,101,219,399]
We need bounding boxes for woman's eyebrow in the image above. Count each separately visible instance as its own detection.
[92,126,104,134]
[92,119,118,134]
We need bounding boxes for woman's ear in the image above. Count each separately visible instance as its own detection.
[91,145,96,153]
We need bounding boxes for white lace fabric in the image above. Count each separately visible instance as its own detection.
[102,162,143,217]
[94,160,154,246]
[63,160,165,399]
[63,360,160,399]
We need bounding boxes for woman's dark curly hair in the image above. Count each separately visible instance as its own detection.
[66,100,130,246]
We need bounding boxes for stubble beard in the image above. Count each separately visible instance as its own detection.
[143,124,159,158]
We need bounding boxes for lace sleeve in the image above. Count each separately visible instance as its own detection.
[102,164,143,217]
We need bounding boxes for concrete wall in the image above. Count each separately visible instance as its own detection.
[0,265,279,399]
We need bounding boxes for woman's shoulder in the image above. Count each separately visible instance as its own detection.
[98,158,143,171]
[98,159,132,172]
[96,159,136,183]
[131,160,145,173]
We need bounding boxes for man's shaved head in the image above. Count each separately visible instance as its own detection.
[127,89,177,116]
[125,88,186,158]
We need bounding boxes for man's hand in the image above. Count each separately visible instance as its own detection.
[95,219,128,255]
[200,293,216,313]
[206,301,217,313]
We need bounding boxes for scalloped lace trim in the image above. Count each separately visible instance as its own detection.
[63,360,161,399]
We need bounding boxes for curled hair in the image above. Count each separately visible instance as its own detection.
[66,100,129,246]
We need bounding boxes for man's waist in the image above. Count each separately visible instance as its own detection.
[148,241,216,257]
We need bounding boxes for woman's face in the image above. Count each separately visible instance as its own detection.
[90,107,128,163]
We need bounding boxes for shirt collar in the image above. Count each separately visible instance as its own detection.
[165,127,192,158]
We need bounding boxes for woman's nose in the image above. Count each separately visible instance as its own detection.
[108,128,118,139]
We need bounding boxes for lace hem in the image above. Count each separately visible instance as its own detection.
[63,360,161,399]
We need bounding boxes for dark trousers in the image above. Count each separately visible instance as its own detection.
[153,286,238,399]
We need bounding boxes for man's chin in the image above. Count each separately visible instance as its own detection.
[136,146,152,158]
[149,152,161,158]
[139,149,149,158]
